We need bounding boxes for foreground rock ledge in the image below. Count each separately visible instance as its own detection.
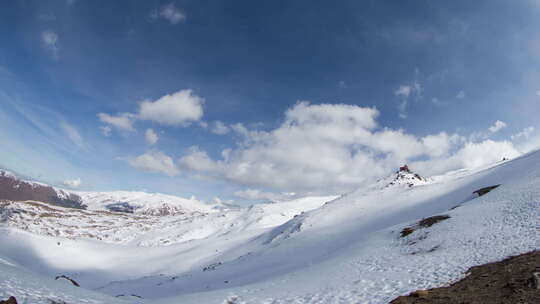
[390,250,540,304]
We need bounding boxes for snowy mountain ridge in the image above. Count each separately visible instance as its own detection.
[0,154,538,303]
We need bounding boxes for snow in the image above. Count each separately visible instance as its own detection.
[76,191,216,215]
[0,152,539,303]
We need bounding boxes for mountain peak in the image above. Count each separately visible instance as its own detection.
[388,164,427,188]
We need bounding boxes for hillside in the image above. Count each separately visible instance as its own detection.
[0,152,538,303]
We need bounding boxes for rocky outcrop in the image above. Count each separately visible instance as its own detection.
[0,171,85,209]
[0,296,17,304]
[400,215,450,237]
[55,275,80,287]
[387,165,427,188]
[390,250,540,303]
[473,185,500,197]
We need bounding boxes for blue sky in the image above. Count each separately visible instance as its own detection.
[1,0,540,203]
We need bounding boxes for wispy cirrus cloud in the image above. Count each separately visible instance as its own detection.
[151,3,186,24]
[60,121,86,150]
[41,30,59,57]
[395,81,422,118]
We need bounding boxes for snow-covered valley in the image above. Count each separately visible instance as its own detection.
[0,151,539,303]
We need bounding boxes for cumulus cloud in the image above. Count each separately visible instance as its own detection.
[488,120,507,133]
[211,121,230,135]
[179,102,521,195]
[145,128,159,145]
[411,140,520,176]
[160,3,186,24]
[138,89,204,126]
[128,150,179,176]
[97,90,204,136]
[97,113,136,132]
[62,178,81,188]
[60,122,85,149]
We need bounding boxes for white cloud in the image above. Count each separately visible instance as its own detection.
[128,150,179,176]
[60,122,85,149]
[42,31,59,56]
[395,85,412,98]
[100,126,112,137]
[180,101,502,195]
[456,90,466,99]
[431,97,445,106]
[97,90,204,134]
[395,81,422,119]
[234,189,296,202]
[411,140,520,176]
[488,120,507,133]
[160,3,186,24]
[138,89,204,126]
[511,126,534,141]
[536,90,540,97]
[211,121,230,135]
[470,120,509,142]
[97,113,136,132]
[62,178,81,188]
[145,128,159,145]
[337,80,347,89]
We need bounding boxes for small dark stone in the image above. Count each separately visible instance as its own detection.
[0,296,18,304]
[473,185,500,197]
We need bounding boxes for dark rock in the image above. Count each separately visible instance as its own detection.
[399,165,411,173]
[400,215,450,238]
[473,185,500,197]
[418,215,451,228]
[55,275,80,287]
[105,202,136,213]
[0,296,17,304]
[530,272,540,289]
[400,227,415,238]
[203,262,222,271]
[390,250,540,303]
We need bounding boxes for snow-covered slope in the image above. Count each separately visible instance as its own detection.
[0,194,336,246]
[77,191,216,216]
[0,153,538,303]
